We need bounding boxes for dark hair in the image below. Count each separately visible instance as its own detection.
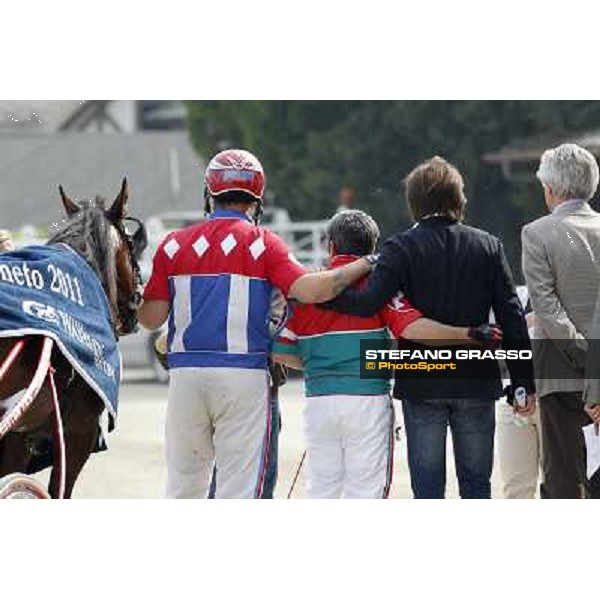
[327,209,379,256]
[404,156,466,222]
[213,190,257,207]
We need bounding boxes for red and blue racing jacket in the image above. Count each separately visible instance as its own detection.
[144,209,306,370]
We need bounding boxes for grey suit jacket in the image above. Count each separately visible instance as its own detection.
[522,200,600,399]
[584,267,600,404]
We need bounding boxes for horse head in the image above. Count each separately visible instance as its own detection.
[52,179,148,336]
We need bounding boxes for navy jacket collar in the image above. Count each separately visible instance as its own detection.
[414,215,458,228]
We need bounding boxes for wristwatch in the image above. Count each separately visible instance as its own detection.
[514,386,528,408]
[364,254,379,266]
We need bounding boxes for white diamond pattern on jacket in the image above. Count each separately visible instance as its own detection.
[193,235,210,258]
[220,233,237,256]
[249,237,266,260]
[163,238,180,259]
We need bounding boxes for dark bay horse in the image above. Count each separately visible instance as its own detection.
[0,179,146,498]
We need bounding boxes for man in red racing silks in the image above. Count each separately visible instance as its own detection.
[138,149,374,498]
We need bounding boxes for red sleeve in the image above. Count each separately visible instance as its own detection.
[381,293,423,338]
[263,230,307,297]
[143,239,171,302]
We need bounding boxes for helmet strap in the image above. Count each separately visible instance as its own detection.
[253,199,263,225]
[203,186,212,217]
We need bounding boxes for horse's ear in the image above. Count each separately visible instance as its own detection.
[59,185,80,217]
[107,177,129,221]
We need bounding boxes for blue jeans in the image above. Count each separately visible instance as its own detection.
[209,395,280,499]
[401,397,496,499]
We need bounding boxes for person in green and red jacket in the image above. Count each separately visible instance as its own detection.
[272,209,500,499]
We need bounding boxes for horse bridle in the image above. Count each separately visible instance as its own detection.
[111,215,148,336]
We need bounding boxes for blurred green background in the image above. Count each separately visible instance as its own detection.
[186,101,600,273]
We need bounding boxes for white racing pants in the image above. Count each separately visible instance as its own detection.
[304,394,394,499]
[165,367,271,499]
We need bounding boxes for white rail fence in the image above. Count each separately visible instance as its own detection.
[268,220,329,270]
[11,218,331,270]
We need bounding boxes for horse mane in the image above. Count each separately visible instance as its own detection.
[47,197,119,305]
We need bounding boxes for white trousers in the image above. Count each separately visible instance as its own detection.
[165,367,271,499]
[496,400,543,499]
[304,394,394,499]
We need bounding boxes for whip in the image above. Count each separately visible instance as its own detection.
[287,450,306,499]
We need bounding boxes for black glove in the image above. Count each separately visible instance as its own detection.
[154,335,168,370]
[269,362,288,388]
[468,324,503,348]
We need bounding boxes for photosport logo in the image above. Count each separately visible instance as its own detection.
[359,339,533,380]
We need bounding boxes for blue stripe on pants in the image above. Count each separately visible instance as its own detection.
[209,394,280,499]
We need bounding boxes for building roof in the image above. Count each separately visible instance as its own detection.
[483,129,600,164]
[0,101,86,132]
[0,131,204,229]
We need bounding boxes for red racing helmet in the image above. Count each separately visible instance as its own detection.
[204,149,266,201]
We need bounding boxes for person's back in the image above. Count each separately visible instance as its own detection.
[358,215,529,403]
[148,212,302,370]
[521,142,600,499]
[275,255,421,398]
[389,218,504,326]
[524,204,600,339]
[523,200,600,399]
[388,217,530,401]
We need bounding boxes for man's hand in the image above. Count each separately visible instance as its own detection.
[515,393,536,416]
[154,332,168,371]
[269,362,289,388]
[467,324,503,348]
[585,403,600,425]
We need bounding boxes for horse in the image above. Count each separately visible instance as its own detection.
[0,178,147,498]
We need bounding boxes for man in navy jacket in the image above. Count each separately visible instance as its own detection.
[325,156,535,498]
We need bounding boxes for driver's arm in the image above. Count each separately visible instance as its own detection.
[287,258,372,304]
[402,318,471,344]
[264,230,372,304]
[382,295,472,345]
[138,300,170,330]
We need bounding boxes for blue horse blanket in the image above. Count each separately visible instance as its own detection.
[0,245,120,422]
